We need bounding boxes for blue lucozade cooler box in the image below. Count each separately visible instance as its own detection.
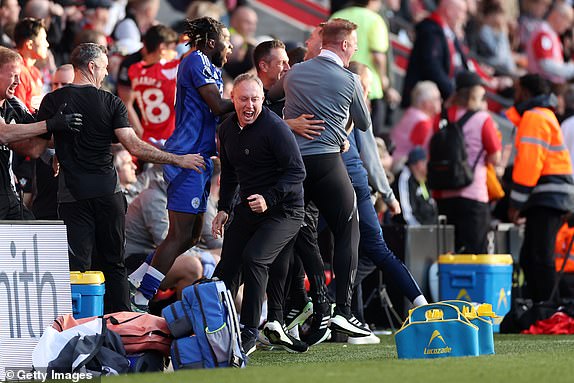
[438,254,512,332]
[70,271,105,318]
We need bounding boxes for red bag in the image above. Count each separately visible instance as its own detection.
[53,312,172,356]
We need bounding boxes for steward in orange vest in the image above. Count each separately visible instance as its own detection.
[506,74,574,302]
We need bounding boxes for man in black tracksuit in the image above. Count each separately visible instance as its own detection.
[212,73,307,354]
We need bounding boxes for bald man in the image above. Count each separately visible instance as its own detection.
[225,5,258,78]
[52,64,74,90]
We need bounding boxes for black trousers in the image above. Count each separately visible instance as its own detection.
[289,202,330,307]
[215,203,303,328]
[302,153,360,309]
[520,206,564,302]
[437,197,490,254]
[370,98,386,138]
[58,192,130,313]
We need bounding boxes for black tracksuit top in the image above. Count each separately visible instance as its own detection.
[218,106,306,213]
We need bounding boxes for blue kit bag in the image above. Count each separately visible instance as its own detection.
[395,302,479,359]
[162,279,246,369]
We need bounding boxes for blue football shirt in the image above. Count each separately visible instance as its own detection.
[165,50,223,158]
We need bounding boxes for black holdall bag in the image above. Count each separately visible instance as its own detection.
[427,110,483,190]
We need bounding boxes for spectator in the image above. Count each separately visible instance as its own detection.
[171,0,225,34]
[74,29,108,48]
[393,146,437,226]
[104,0,127,37]
[224,5,257,78]
[518,0,551,51]
[11,17,49,208]
[526,1,574,85]
[391,80,441,172]
[126,24,178,144]
[401,0,468,107]
[31,64,75,220]
[13,17,49,112]
[113,147,139,204]
[506,74,574,302]
[113,0,160,55]
[35,43,205,313]
[477,2,517,76]
[51,63,74,90]
[83,0,113,35]
[0,0,19,47]
[433,71,501,254]
[332,0,401,137]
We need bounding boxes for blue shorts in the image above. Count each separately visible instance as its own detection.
[164,157,213,214]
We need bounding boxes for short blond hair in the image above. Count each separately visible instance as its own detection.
[233,72,264,91]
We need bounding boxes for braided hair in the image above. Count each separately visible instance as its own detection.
[184,17,226,49]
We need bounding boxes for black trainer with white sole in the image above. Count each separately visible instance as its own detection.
[329,313,371,337]
[263,320,309,353]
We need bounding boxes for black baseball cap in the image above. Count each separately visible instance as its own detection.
[84,0,113,9]
[455,71,485,91]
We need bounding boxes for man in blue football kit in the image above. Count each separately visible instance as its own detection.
[132,17,234,309]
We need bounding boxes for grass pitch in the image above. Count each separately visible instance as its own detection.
[106,334,574,383]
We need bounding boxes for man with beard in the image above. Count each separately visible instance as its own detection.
[132,17,235,311]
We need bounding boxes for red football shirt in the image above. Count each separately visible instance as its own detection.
[128,59,179,145]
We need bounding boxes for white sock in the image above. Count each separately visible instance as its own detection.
[128,262,149,287]
[413,295,428,307]
[146,265,165,281]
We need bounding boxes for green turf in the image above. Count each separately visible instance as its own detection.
[105,335,574,383]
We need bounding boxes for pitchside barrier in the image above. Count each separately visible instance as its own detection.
[0,221,72,381]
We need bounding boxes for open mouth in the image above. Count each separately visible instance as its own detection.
[243,110,254,120]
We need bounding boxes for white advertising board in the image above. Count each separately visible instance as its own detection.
[0,223,72,380]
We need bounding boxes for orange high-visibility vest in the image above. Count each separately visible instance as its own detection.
[506,106,574,211]
[554,223,574,273]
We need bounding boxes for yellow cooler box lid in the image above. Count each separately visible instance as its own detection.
[70,271,105,284]
[438,254,513,265]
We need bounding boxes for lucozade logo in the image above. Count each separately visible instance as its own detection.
[424,330,452,355]
[456,288,472,301]
[497,288,508,311]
